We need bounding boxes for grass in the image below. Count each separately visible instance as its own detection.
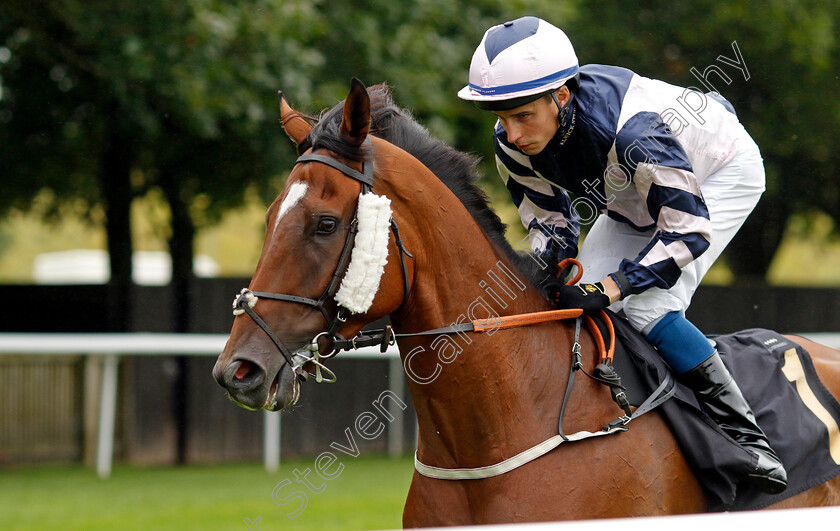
[0,455,415,531]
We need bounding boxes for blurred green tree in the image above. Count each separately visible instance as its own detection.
[0,0,333,464]
[0,0,570,324]
[0,0,325,330]
[1,0,838,314]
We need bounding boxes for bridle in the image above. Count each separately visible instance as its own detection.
[232,137,413,383]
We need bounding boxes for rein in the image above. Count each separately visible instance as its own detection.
[334,259,619,369]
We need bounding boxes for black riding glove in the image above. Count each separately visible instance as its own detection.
[544,281,611,312]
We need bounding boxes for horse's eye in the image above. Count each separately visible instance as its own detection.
[316,217,338,234]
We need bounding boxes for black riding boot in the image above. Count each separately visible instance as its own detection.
[680,351,788,494]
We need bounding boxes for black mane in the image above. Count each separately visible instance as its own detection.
[306,84,555,290]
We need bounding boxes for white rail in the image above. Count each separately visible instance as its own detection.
[0,333,401,478]
[2,331,838,479]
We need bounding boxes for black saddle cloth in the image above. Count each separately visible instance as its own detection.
[603,311,840,511]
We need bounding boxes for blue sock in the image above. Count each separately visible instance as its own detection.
[645,311,714,375]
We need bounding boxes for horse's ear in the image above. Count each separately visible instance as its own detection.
[278,91,312,146]
[340,78,371,144]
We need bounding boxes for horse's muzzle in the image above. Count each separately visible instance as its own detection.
[213,356,298,411]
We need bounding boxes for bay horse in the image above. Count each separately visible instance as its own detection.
[213,79,840,526]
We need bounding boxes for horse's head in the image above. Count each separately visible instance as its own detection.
[213,79,412,411]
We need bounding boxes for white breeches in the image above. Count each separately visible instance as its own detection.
[577,127,765,333]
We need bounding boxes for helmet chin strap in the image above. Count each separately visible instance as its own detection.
[551,90,574,129]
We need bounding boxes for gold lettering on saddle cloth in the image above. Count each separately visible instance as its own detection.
[781,348,840,464]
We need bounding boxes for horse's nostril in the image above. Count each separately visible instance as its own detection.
[235,361,253,380]
[224,359,266,390]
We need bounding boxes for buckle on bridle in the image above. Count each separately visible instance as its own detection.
[380,325,396,353]
[571,341,583,369]
[604,415,632,432]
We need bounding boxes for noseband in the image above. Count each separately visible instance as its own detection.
[232,138,412,383]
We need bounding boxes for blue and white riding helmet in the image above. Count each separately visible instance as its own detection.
[457,16,579,111]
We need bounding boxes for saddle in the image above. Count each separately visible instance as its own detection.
[596,310,840,511]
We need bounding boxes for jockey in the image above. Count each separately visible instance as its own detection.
[458,16,787,494]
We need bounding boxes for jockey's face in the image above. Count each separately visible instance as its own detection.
[493,87,569,155]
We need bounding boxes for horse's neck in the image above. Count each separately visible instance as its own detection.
[375,144,603,466]
[387,199,575,466]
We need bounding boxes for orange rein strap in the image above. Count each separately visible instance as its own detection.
[470,308,615,364]
[470,258,616,364]
[472,308,583,332]
[335,260,617,365]
[471,307,615,363]
[583,311,616,364]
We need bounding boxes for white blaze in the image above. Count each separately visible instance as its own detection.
[273,182,308,233]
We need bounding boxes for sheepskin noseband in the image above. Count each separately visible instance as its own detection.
[334,192,392,314]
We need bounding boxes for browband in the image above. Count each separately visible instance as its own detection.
[295,153,374,189]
